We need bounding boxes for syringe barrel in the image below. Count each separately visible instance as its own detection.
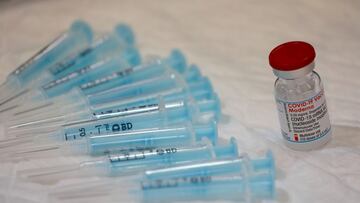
[90,77,214,119]
[86,122,217,155]
[163,96,221,123]
[87,73,184,106]
[9,139,233,184]
[10,20,93,86]
[6,90,219,140]
[40,56,130,98]
[155,84,212,104]
[2,46,140,127]
[140,172,274,202]
[4,85,215,138]
[144,158,245,181]
[61,111,166,142]
[17,73,213,121]
[80,49,187,96]
[0,21,93,106]
[81,63,164,98]
[106,139,216,175]
[85,64,203,106]
[139,151,275,202]
[105,137,237,176]
[48,24,136,79]
[144,151,275,181]
[59,96,219,142]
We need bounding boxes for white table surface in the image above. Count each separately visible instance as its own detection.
[0,0,359,202]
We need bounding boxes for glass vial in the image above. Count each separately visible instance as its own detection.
[269,41,332,150]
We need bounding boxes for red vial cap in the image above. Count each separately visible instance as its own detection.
[269,41,316,71]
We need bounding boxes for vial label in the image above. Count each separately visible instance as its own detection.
[276,90,331,143]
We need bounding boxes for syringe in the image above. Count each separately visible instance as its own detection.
[49,24,135,79]
[9,61,199,123]
[90,75,212,118]
[83,66,200,106]
[0,47,140,114]
[1,94,220,155]
[137,150,275,202]
[0,20,93,107]
[1,54,195,136]
[17,138,238,184]
[46,150,274,203]
[6,75,212,138]
[143,150,274,180]
[0,49,185,120]
[38,48,140,98]
[30,49,183,101]
[0,96,220,154]
[1,97,220,163]
[23,91,221,140]
[0,23,136,113]
[139,172,274,203]
[1,121,219,162]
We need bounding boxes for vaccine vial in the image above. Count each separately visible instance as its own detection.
[269,41,332,150]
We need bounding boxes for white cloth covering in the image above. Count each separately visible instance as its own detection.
[0,0,359,202]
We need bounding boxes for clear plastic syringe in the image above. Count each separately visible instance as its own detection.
[2,121,219,162]
[33,49,183,99]
[0,96,220,155]
[0,46,140,111]
[77,63,201,109]
[0,20,93,106]
[0,95,215,154]
[49,24,135,79]
[6,74,212,137]
[0,24,135,112]
[0,47,140,118]
[48,174,274,203]
[136,149,275,202]
[67,94,220,138]
[139,171,274,203]
[0,49,185,119]
[143,150,275,180]
[17,138,238,184]
[90,75,212,118]
[46,149,275,203]
[8,62,200,123]
[83,63,199,105]
[0,84,217,149]
[2,52,193,136]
